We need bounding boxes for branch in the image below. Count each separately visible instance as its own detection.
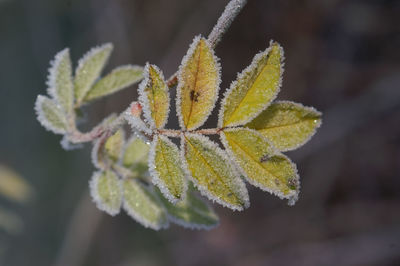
[166,0,247,88]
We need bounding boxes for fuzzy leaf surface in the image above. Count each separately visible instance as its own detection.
[246,101,322,151]
[104,129,125,163]
[74,43,113,103]
[177,36,220,130]
[122,179,169,230]
[222,128,299,205]
[149,136,186,203]
[84,65,143,102]
[182,134,249,211]
[139,64,169,129]
[89,170,122,216]
[47,48,74,113]
[35,95,68,134]
[220,42,283,127]
[158,189,219,230]
[123,137,150,167]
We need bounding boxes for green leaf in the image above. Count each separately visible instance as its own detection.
[123,137,150,168]
[35,95,68,134]
[182,133,249,211]
[104,129,125,163]
[157,189,219,230]
[122,179,169,230]
[220,41,283,127]
[74,43,113,104]
[221,128,299,205]
[149,135,187,203]
[138,64,170,129]
[83,65,143,102]
[89,170,123,216]
[177,36,221,130]
[246,101,322,151]
[47,48,74,113]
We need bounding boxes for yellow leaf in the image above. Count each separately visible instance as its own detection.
[221,128,299,205]
[220,41,283,127]
[139,64,170,129]
[182,133,249,211]
[246,101,322,151]
[104,129,125,162]
[149,135,187,203]
[177,36,221,130]
[122,179,169,230]
[123,137,150,167]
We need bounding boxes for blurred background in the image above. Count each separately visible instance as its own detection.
[1,0,400,265]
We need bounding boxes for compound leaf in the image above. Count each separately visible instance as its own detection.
[182,133,249,211]
[89,170,123,216]
[246,101,322,151]
[221,128,299,205]
[122,179,169,230]
[47,48,74,113]
[138,64,170,129]
[74,43,113,104]
[84,65,143,102]
[177,36,221,130]
[149,135,187,203]
[220,41,283,127]
[35,95,68,134]
[104,129,125,163]
[157,189,219,230]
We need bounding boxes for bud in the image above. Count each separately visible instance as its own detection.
[130,102,142,117]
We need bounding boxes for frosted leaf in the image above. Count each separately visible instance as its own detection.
[91,137,107,170]
[138,64,170,129]
[149,135,187,203]
[221,128,299,205]
[176,36,221,130]
[83,65,143,102]
[124,102,152,135]
[35,95,68,135]
[123,136,150,167]
[122,179,169,230]
[246,101,322,151]
[157,189,219,230]
[104,129,125,163]
[219,41,284,127]
[74,43,113,104]
[46,48,74,113]
[181,133,249,211]
[92,113,118,133]
[89,170,123,216]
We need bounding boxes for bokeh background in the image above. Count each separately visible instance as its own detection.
[1,0,400,265]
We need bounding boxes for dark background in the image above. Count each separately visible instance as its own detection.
[1,0,400,265]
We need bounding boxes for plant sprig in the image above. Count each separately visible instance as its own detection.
[35,0,322,230]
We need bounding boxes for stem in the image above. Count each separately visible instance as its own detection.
[166,0,247,88]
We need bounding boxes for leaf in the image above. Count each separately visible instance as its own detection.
[104,129,125,162]
[221,128,299,205]
[83,65,143,102]
[157,189,219,230]
[138,64,170,129]
[74,43,113,104]
[35,95,68,134]
[149,135,187,203]
[219,41,283,127]
[177,36,221,130]
[89,170,123,216]
[123,136,150,167]
[246,101,322,151]
[122,179,169,230]
[182,133,249,211]
[46,48,74,113]
[0,165,33,204]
